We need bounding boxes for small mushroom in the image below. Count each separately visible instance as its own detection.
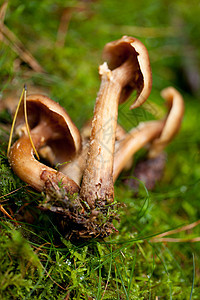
[9,94,81,195]
[113,87,184,182]
[148,87,184,158]
[80,36,152,208]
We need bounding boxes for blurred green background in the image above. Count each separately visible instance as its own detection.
[0,0,200,299]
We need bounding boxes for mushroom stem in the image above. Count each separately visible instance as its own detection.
[80,58,137,208]
[113,120,164,182]
[9,125,79,194]
[60,142,89,185]
[61,122,131,185]
[61,122,131,186]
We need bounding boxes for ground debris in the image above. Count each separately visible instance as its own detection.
[124,153,166,191]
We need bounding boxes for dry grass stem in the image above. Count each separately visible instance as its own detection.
[150,220,200,243]
[0,3,44,73]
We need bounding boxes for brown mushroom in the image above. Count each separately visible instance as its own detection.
[103,35,152,109]
[113,120,164,182]
[8,94,81,195]
[148,87,184,158]
[6,37,184,240]
[80,36,152,208]
[113,87,184,182]
[61,121,132,185]
[51,120,92,186]
[60,143,88,186]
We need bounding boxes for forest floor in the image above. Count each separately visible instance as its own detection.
[0,0,200,299]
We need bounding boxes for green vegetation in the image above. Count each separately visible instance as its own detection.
[0,0,200,298]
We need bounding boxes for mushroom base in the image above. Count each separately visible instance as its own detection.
[39,178,121,240]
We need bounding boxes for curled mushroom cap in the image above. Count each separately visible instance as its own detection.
[103,35,152,109]
[113,87,184,181]
[9,94,81,194]
[16,94,82,164]
[9,134,79,194]
[148,87,184,158]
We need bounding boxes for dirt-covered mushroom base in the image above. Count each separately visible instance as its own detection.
[39,177,121,240]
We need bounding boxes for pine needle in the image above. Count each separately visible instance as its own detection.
[7,86,25,157]
[7,85,40,160]
[0,204,18,225]
[23,85,40,160]
[0,186,27,201]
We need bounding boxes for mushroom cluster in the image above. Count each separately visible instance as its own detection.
[8,36,184,239]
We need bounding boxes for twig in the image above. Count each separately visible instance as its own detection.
[56,7,74,47]
[0,24,45,72]
[153,220,200,238]
[64,293,71,300]
[0,186,27,201]
[0,204,19,225]
[151,237,200,243]
[150,220,200,243]
[0,2,44,73]
[56,4,90,47]
[0,1,8,22]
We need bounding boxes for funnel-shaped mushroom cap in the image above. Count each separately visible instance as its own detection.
[103,36,152,109]
[16,94,82,164]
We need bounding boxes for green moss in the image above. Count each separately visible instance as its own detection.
[1,0,200,298]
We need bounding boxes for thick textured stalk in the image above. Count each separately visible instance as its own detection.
[80,59,136,208]
[61,123,131,186]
